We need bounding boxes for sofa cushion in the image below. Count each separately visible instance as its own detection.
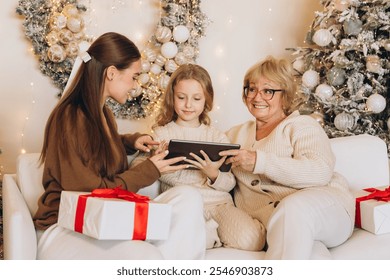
[16,153,44,216]
[330,134,390,191]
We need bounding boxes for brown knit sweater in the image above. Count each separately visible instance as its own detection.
[33,108,160,230]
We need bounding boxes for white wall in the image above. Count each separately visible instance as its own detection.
[0,0,321,178]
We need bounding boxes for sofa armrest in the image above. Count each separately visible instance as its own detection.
[2,174,37,259]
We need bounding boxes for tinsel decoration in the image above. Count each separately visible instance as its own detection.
[16,0,210,120]
[16,0,89,93]
[288,0,390,156]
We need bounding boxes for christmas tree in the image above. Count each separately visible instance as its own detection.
[290,0,390,154]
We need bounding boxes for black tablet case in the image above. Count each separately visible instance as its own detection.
[166,139,240,172]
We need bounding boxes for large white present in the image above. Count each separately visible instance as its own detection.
[354,186,390,235]
[58,187,172,240]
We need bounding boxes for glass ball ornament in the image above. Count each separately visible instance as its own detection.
[62,4,79,17]
[154,54,167,67]
[143,48,157,62]
[312,29,333,47]
[155,26,172,43]
[47,44,67,63]
[66,15,84,33]
[158,74,170,90]
[343,19,363,36]
[50,12,67,30]
[315,84,333,100]
[46,31,59,46]
[366,93,386,114]
[173,25,190,43]
[150,63,162,75]
[129,86,143,98]
[165,59,178,73]
[327,67,346,86]
[138,73,150,86]
[58,29,74,44]
[366,55,381,74]
[141,60,151,72]
[334,112,355,131]
[174,52,187,65]
[161,42,178,59]
[293,59,305,73]
[302,70,320,89]
[65,41,79,57]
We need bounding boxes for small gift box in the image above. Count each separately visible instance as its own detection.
[58,187,172,240]
[354,186,390,235]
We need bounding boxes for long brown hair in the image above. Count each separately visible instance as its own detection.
[40,32,141,179]
[154,64,214,128]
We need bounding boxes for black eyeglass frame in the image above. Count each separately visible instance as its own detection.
[243,86,284,100]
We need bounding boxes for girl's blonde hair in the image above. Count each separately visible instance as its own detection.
[154,64,214,128]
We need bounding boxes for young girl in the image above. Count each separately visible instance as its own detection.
[145,64,265,250]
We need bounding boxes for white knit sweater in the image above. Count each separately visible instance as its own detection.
[153,121,236,206]
[226,111,355,226]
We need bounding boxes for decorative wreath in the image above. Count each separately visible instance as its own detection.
[16,0,209,119]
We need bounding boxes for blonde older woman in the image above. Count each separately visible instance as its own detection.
[220,56,354,259]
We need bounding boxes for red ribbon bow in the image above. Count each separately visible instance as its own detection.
[355,187,390,228]
[74,186,150,240]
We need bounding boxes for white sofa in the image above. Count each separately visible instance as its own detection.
[2,134,390,259]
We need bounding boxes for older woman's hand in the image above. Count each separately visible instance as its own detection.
[220,149,257,172]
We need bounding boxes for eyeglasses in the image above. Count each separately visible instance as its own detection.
[243,86,284,100]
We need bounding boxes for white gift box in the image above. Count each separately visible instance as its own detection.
[354,187,390,235]
[58,190,172,240]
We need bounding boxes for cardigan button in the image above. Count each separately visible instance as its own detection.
[251,179,260,186]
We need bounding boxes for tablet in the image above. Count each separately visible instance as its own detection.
[166,139,240,172]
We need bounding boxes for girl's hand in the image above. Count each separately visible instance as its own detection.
[219,149,256,172]
[185,150,226,182]
[149,150,188,174]
[135,135,160,152]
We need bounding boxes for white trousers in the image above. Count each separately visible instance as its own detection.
[264,188,354,260]
[37,185,206,260]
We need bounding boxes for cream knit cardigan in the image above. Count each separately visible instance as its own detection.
[226,111,355,227]
[152,121,236,206]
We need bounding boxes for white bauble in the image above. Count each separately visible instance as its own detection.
[343,19,363,36]
[312,29,333,47]
[141,60,151,72]
[165,59,178,73]
[65,41,79,57]
[129,87,143,98]
[138,73,150,85]
[158,74,171,90]
[161,42,178,59]
[62,4,79,17]
[384,39,390,51]
[46,31,59,46]
[155,26,172,43]
[292,59,305,73]
[150,63,162,75]
[315,84,333,100]
[173,25,190,43]
[366,93,386,113]
[143,48,157,62]
[47,44,66,63]
[50,12,67,30]
[154,54,167,67]
[327,67,346,86]
[302,70,320,89]
[66,15,84,33]
[58,29,74,44]
[334,112,355,131]
[174,52,187,65]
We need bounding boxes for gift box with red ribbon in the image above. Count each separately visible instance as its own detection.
[58,187,172,240]
[354,186,390,235]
